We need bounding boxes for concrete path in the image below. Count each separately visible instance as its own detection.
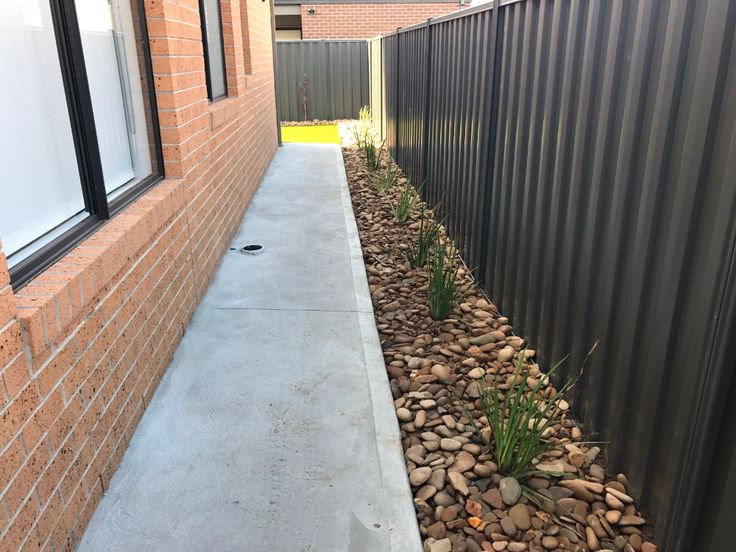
[79,144,421,552]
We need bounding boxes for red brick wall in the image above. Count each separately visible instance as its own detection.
[0,0,277,549]
[300,2,461,39]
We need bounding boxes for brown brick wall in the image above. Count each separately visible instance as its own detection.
[0,0,278,549]
[300,2,461,39]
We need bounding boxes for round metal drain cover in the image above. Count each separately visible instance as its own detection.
[240,244,264,254]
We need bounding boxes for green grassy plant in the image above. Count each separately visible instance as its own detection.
[358,105,372,127]
[365,140,384,172]
[466,346,596,480]
[351,106,384,172]
[427,241,461,320]
[390,182,419,224]
[351,124,369,154]
[406,206,442,268]
[372,161,399,194]
[352,106,374,154]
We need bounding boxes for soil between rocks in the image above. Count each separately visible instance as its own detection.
[342,145,657,552]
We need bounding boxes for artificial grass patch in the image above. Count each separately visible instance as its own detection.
[280,124,340,144]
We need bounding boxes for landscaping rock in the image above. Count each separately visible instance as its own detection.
[431,364,451,382]
[441,505,459,522]
[440,438,462,451]
[497,346,515,362]
[397,407,413,422]
[449,451,476,473]
[469,334,495,346]
[424,538,452,552]
[619,515,646,526]
[508,504,531,531]
[468,367,485,379]
[499,516,517,537]
[426,521,447,540]
[417,485,437,501]
[342,145,653,552]
[499,477,521,505]
[589,464,605,480]
[448,472,469,496]
[429,468,446,489]
[410,467,432,486]
[481,489,504,509]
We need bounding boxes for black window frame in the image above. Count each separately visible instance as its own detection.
[198,0,228,102]
[275,14,302,31]
[8,0,164,290]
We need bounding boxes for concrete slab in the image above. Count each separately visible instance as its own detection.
[202,144,358,312]
[79,144,421,552]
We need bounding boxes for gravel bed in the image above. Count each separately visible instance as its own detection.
[342,145,657,552]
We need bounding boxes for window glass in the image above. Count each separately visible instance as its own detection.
[0,0,88,259]
[75,0,159,198]
[0,0,161,286]
[201,0,227,100]
[276,29,302,42]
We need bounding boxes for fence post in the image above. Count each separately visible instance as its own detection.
[477,0,503,286]
[381,38,386,140]
[324,40,333,122]
[420,18,433,192]
[394,28,401,162]
[379,39,384,139]
[269,0,282,144]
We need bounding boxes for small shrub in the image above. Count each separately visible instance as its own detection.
[351,124,369,154]
[358,105,372,127]
[466,347,595,480]
[351,106,384,172]
[406,206,442,268]
[372,161,399,194]
[390,182,419,224]
[427,241,461,320]
[365,140,384,172]
[352,106,374,155]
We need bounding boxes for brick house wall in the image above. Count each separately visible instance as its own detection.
[300,2,461,39]
[0,0,277,550]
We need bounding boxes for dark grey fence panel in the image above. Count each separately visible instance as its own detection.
[372,0,736,549]
[424,9,498,272]
[395,25,427,186]
[276,40,369,121]
[382,34,398,158]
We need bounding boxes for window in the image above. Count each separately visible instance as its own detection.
[274,5,302,42]
[0,0,162,288]
[199,0,227,101]
[76,0,159,199]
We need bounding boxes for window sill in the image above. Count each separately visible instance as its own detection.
[12,178,188,362]
[209,97,240,130]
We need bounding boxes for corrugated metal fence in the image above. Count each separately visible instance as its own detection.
[369,1,736,550]
[276,40,369,121]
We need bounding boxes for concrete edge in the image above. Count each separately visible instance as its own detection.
[333,145,424,552]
